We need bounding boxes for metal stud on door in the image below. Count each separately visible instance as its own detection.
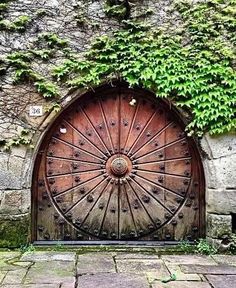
[34,86,205,242]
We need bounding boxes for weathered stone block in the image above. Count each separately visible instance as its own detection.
[0,154,26,190]
[0,189,30,214]
[201,133,236,159]
[206,275,236,288]
[77,253,115,274]
[204,154,236,189]
[207,214,232,239]
[77,273,149,288]
[206,189,236,214]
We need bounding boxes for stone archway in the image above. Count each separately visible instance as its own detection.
[32,85,205,243]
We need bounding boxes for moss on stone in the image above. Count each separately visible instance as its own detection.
[0,216,29,248]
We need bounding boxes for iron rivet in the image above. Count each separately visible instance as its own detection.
[80,187,85,194]
[74,151,80,157]
[75,218,81,225]
[152,187,159,194]
[165,213,171,219]
[49,178,55,185]
[48,170,53,175]
[184,170,190,176]
[87,195,93,202]
[158,176,164,183]
[38,225,44,232]
[178,212,184,219]
[156,219,162,226]
[165,234,171,240]
[183,179,189,185]
[38,180,44,187]
[192,226,198,232]
[130,231,136,237]
[122,208,128,212]
[59,219,65,225]
[142,195,150,203]
[99,203,104,210]
[110,207,116,213]
[133,203,139,209]
[77,234,83,239]
[159,164,165,171]
[189,193,195,199]
[110,120,116,126]
[123,119,128,126]
[171,220,177,226]
[135,124,141,130]
[75,176,80,182]
[185,200,192,207]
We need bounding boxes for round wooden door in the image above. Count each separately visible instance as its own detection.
[34,86,205,242]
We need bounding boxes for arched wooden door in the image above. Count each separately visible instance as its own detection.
[32,86,205,243]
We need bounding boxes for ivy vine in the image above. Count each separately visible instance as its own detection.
[52,1,236,135]
[1,0,236,145]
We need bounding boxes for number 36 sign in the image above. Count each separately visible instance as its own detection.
[29,106,43,117]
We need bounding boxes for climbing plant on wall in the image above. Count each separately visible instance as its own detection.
[0,0,236,151]
[52,0,236,135]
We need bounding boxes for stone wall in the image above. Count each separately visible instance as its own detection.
[201,134,236,242]
[0,0,235,246]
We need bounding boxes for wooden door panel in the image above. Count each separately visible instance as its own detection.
[34,87,205,242]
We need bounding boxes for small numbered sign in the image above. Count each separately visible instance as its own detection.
[29,106,43,117]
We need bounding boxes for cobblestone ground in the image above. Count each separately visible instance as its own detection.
[0,250,236,287]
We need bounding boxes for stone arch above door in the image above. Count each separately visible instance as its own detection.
[32,85,205,243]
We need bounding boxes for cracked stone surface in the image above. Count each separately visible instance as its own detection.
[0,251,236,288]
[77,272,149,288]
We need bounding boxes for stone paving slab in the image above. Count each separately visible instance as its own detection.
[23,261,75,285]
[164,263,202,281]
[77,272,149,288]
[1,269,28,285]
[0,252,22,271]
[0,285,59,288]
[20,252,76,262]
[77,253,115,274]
[116,258,169,277]
[151,281,212,288]
[205,275,236,288]
[115,253,159,260]
[0,271,6,283]
[180,264,236,275]
[161,255,217,265]
[212,255,236,266]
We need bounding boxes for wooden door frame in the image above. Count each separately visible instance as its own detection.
[31,82,206,243]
